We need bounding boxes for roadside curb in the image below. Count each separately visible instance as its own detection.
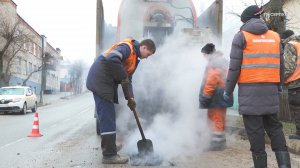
[226,126,300,168]
[37,94,74,107]
[226,114,300,167]
[287,138,300,155]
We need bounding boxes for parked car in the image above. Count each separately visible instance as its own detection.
[0,86,37,114]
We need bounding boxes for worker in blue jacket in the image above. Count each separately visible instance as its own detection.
[86,38,156,164]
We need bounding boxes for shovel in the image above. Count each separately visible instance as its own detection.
[278,88,291,121]
[121,80,154,155]
[132,106,154,155]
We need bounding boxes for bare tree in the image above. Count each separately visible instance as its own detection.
[227,0,286,34]
[266,0,286,34]
[69,60,84,95]
[0,19,31,86]
[22,66,42,86]
[96,0,104,56]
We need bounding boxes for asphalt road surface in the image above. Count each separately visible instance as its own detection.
[0,92,298,168]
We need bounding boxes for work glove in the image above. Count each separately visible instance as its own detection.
[223,91,231,101]
[127,98,136,111]
[199,95,212,108]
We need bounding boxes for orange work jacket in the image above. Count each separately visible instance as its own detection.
[285,41,300,83]
[104,38,137,76]
[238,30,281,83]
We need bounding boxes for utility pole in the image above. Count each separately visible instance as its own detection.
[39,35,47,104]
[96,0,104,57]
[217,0,223,40]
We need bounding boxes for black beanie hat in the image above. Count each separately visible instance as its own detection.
[201,43,216,55]
[280,30,294,40]
[241,5,264,23]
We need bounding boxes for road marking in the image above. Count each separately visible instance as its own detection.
[16,138,25,142]
[50,124,57,128]
[43,106,92,131]
[0,138,25,150]
[64,118,71,122]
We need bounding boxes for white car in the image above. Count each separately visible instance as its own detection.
[0,86,37,114]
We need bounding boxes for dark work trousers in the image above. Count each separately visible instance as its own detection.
[288,88,300,135]
[243,114,288,155]
[93,93,116,135]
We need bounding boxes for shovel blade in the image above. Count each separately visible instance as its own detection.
[137,139,153,155]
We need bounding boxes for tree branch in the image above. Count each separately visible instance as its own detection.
[22,66,42,86]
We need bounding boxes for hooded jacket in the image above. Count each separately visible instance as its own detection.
[199,52,233,108]
[225,18,282,115]
[86,39,141,103]
[282,35,300,89]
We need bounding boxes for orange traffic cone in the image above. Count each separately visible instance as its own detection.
[28,112,43,137]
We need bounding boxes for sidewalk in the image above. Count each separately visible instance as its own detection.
[226,108,300,167]
[36,92,73,106]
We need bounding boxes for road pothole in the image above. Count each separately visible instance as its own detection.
[130,154,175,166]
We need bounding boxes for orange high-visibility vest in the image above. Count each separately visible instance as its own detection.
[285,41,300,83]
[104,38,137,76]
[238,30,281,83]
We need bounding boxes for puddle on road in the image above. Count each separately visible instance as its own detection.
[130,154,175,166]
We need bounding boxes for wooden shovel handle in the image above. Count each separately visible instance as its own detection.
[122,81,146,140]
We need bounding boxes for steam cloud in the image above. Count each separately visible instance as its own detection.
[116,32,214,161]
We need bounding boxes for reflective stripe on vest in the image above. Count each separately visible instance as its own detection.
[285,41,300,83]
[104,38,137,76]
[238,30,280,83]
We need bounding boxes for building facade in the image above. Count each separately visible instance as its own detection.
[263,0,300,34]
[0,0,61,94]
[283,0,300,34]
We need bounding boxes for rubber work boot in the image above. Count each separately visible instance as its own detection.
[102,154,129,164]
[209,133,226,151]
[209,140,226,151]
[116,144,123,152]
[275,151,291,168]
[101,134,117,156]
[288,134,300,140]
[101,134,128,164]
[251,153,267,168]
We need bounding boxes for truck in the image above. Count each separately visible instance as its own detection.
[95,0,223,134]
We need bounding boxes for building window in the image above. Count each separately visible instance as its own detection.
[28,42,33,54]
[29,62,33,73]
[36,44,39,56]
[34,65,37,78]
[24,60,27,75]
[33,43,36,56]
[38,46,42,57]
[17,57,21,73]
[23,42,27,51]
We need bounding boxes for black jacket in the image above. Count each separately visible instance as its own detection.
[86,40,140,103]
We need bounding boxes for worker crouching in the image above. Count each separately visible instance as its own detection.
[199,43,233,151]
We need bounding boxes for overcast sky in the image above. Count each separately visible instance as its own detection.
[12,0,259,65]
[12,0,215,65]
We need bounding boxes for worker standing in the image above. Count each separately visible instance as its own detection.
[281,30,300,140]
[199,43,233,151]
[86,38,156,164]
[223,5,291,168]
